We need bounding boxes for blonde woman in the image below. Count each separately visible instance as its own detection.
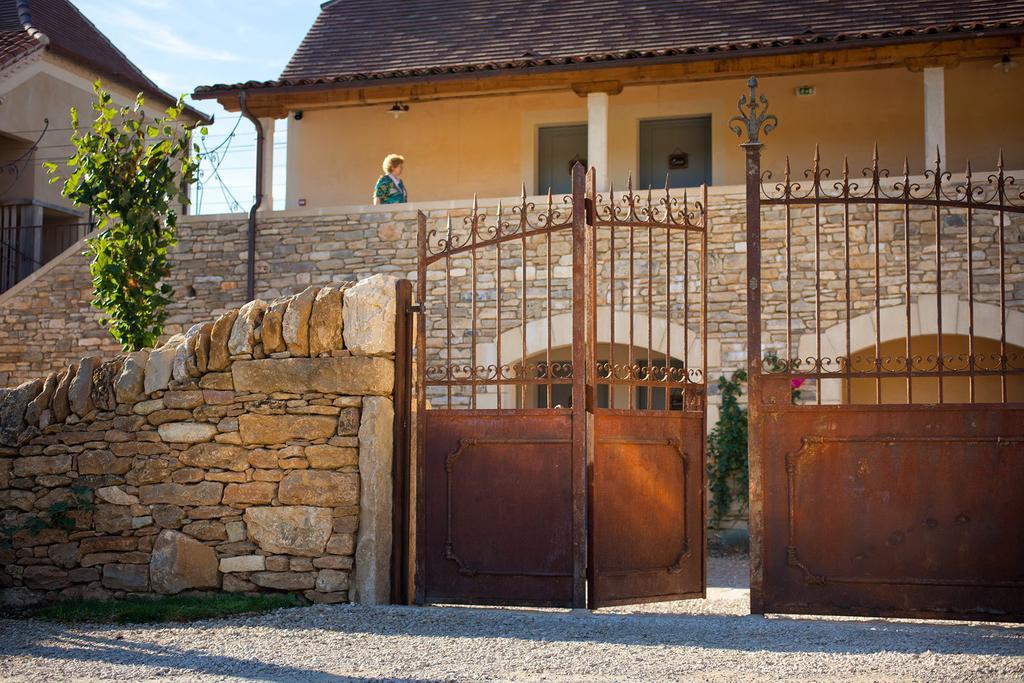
[373,154,408,204]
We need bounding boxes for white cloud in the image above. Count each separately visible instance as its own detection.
[140,67,193,96]
[103,8,239,62]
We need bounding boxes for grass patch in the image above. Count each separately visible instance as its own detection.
[29,592,303,624]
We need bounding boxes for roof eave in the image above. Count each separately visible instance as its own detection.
[0,40,46,73]
[193,28,1024,112]
[43,44,212,125]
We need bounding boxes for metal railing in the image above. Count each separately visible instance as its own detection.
[0,222,93,294]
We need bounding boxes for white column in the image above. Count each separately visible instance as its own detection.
[258,117,275,211]
[587,92,609,192]
[286,113,301,209]
[923,67,946,166]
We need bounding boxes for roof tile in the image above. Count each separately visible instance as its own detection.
[196,0,1024,95]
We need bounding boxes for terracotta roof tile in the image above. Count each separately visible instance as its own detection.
[195,0,1024,95]
[0,29,40,69]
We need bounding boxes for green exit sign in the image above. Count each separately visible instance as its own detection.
[796,85,816,96]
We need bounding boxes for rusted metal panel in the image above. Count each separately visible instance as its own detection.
[414,159,710,608]
[585,163,710,608]
[421,411,576,606]
[589,410,706,607]
[759,404,1024,621]
[736,74,1024,622]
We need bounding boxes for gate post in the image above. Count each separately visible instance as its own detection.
[392,279,414,604]
[570,161,589,608]
[729,77,776,615]
[413,211,428,605]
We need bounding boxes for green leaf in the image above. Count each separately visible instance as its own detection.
[47,82,198,351]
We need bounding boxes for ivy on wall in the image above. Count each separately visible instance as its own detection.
[707,356,803,527]
[707,370,748,527]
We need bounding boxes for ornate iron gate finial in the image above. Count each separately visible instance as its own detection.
[729,76,777,146]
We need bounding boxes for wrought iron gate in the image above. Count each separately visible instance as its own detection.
[736,77,1024,621]
[414,165,708,608]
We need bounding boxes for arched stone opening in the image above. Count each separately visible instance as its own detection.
[843,334,1024,403]
[471,307,721,409]
[795,296,1024,404]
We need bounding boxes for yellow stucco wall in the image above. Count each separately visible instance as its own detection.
[846,335,1024,404]
[285,61,1024,208]
[0,54,180,214]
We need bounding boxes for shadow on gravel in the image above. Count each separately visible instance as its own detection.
[4,558,1021,674]
[267,605,1024,658]
[0,631,430,682]
[2,603,1022,678]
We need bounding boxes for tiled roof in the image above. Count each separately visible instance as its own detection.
[194,0,1024,96]
[0,29,40,70]
[0,0,42,69]
[1,0,207,121]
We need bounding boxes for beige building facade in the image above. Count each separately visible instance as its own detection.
[0,53,187,218]
[194,4,1024,213]
[0,0,206,291]
[283,61,1023,208]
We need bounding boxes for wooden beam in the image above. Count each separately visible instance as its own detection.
[904,54,962,71]
[571,80,623,96]
[201,36,1024,116]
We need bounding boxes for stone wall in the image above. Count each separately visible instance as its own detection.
[0,171,1021,415]
[0,205,420,386]
[0,274,398,607]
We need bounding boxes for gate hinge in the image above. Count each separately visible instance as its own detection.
[407,304,424,314]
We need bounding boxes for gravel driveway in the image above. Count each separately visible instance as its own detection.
[1,556,1022,682]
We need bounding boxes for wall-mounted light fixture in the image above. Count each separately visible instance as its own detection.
[389,102,410,119]
[994,55,1018,73]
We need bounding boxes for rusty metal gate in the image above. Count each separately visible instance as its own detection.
[414,165,708,608]
[736,78,1024,621]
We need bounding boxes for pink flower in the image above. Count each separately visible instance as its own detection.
[790,378,806,389]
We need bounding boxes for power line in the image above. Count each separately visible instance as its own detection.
[194,117,246,214]
[194,123,247,214]
[196,115,244,160]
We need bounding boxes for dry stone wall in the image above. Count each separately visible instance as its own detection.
[0,274,398,607]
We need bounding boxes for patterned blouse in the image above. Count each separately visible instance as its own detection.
[374,174,407,204]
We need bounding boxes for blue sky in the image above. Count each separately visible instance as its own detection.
[73,0,321,212]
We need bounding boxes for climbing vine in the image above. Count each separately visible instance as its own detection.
[707,369,748,527]
[707,355,804,527]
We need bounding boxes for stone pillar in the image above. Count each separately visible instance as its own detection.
[587,92,609,192]
[258,117,275,211]
[923,67,946,166]
[352,395,394,604]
